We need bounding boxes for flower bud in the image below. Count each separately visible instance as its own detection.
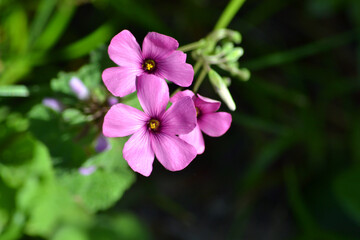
[225,47,244,62]
[42,98,63,112]
[69,76,89,100]
[95,134,111,152]
[208,69,236,111]
[79,166,97,176]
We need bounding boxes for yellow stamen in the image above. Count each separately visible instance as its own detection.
[149,119,160,131]
[195,107,200,117]
[143,59,156,72]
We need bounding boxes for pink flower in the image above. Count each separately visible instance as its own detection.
[102,30,194,97]
[102,75,197,176]
[79,166,97,176]
[69,77,90,100]
[171,90,232,154]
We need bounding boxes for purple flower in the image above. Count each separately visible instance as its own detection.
[102,30,194,98]
[42,98,63,112]
[107,96,118,106]
[103,75,197,176]
[171,90,232,154]
[95,134,111,152]
[69,77,90,100]
[79,166,97,175]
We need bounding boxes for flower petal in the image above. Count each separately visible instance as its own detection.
[161,96,196,135]
[123,127,154,177]
[42,98,63,112]
[95,134,111,152]
[79,166,97,176]
[142,32,179,60]
[170,90,195,103]
[136,74,169,117]
[108,29,143,67]
[152,134,197,171]
[198,112,232,137]
[103,103,149,137]
[179,124,205,155]
[102,67,142,97]
[195,94,221,114]
[69,77,89,100]
[157,51,194,87]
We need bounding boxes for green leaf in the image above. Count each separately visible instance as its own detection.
[0,85,29,97]
[52,226,87,240]
[62,108,88,125]
[51,64,101,96]
[4,5,28,54]
[89,213,151,240]
[56,24,114,60]
[59,169,134,213]
[34,2,76,51]
[28,104,88,167]
[333,167,360,226]
[59,138,135,212]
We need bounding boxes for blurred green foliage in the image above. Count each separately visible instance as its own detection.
[1,0,360,239]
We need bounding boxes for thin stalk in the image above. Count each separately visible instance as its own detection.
[193,65,208,93]
[214,0,247,30]
[178,40,204,52]
[193,61,202,76]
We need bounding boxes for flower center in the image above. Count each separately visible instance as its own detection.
[143,59,156,72]
[148,119,160,131]
[195,107,200,117]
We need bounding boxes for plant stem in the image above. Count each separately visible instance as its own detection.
[193,65,208,93]
[193,61,202,76]
[214,0,247,30]
[178,40,203,52]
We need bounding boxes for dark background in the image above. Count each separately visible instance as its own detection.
[1,0,360,239]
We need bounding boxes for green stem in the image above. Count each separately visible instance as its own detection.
[193,61,202,76]
[214,0,247,30]
[193,65,208,93]
[178,40,203,52]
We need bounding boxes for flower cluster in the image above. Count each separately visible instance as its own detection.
[102,30,232,176]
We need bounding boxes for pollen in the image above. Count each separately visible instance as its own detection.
[195,107,200,117]
[143,59,156,72]
[148,119,160,131]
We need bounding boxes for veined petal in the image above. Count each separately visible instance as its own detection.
[152,134,197,172]
[136,74,169,117]
[161,96,196,135]
[170,90,195,103]
[198,112,232,137]
[195,94,221,114]
[103,103,149,137]
[108,30,143,67]
[179,124,205,155]
[157,51,194,87]
[142,32,179,60]
[102,67,142,97]
[123,127,154,177]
